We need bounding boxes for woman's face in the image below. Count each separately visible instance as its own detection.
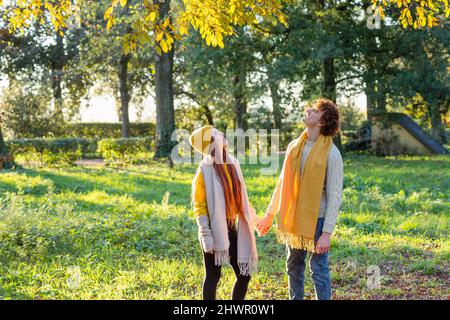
[212,129,228,149]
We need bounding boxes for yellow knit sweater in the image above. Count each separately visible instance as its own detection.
[193,164,234,216]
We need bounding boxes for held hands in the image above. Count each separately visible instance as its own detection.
[251,206,273,237]
[254,213,274,237]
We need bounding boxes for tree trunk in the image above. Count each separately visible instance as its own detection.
[376,76,387,113]
[233,69,248,131]
[51,32,65,117]
[0,125,13,169]
[430,104,447,144]
[201,104,214,125]
[113,87,122,122]
[268,71,282,129]
[119,53,131,138]
[322,58,337,102]
[154,0,176,158]
[365,75,377,123]
[321,58,342,152]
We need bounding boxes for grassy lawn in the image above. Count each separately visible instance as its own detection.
[0,154,449,300]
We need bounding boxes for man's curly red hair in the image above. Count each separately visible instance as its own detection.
[316,98,340,137]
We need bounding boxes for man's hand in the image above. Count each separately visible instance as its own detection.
[256,214,274,236]
[316,232,331,254]
[252,215,263,236]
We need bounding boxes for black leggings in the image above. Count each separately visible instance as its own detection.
[202,226,251,300]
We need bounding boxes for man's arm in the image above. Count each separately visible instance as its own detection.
[258,143,293,235]
[316,145,343,254]
[323,146,344,234]
[264,169,283,218]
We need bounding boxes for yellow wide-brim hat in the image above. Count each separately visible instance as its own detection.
[189,125,213,155]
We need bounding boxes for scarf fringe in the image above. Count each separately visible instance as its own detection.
[276,229,316,252]
[214,250,258,276]
[237,260,258,276]
[214,250,230,266]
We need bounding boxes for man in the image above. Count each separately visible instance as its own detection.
[256,98,344,300]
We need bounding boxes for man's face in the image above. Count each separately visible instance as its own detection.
[303,107,325,127]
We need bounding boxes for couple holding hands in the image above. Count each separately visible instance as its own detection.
[190,98,344,300]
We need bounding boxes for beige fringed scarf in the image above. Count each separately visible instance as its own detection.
[199,153,258,276]
[276,129,332,252]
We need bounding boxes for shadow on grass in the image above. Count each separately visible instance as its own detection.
[14,166,193,206]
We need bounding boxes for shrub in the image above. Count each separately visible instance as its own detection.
[6,137,154,166]
[6,138,88,166]
[64,122,155,139]
[0,80,67,139]
[97,137,153,164]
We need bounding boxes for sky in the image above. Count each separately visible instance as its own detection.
[80,94,156,123]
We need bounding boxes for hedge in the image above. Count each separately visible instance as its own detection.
[97,137,153,164]
[6,138,92,165]
[6,137,154,166]
[64,122,155,139]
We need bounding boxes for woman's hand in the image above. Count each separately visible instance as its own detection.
[201,235,215,254]
[252,215,263,236]
[256,214,274,236]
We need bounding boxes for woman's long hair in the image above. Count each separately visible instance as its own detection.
[211,136,244,227]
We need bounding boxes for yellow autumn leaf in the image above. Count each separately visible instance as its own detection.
[149,11,157,22]
[179,25,188,35]
[163,18,170,28]
[104,7,113,20]
[401,18,408,28]
[106,18,114,30]
[120,0,127,7]
[420,15,427,26]
[160,39,168,53]
[400,8,408,19]
[428,0,436,11]
[379,6,385,18]
[166,34,173,44]
[406,9,413,24]
[156,31,164,41]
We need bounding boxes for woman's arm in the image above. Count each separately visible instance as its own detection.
[192,169,214,253]
[192,169,208,217]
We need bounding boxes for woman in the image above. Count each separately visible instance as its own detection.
[190,125,259,300]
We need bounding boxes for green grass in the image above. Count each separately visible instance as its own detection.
[0,154,449,300]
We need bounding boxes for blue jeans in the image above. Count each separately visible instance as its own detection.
[286,218,331,300]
